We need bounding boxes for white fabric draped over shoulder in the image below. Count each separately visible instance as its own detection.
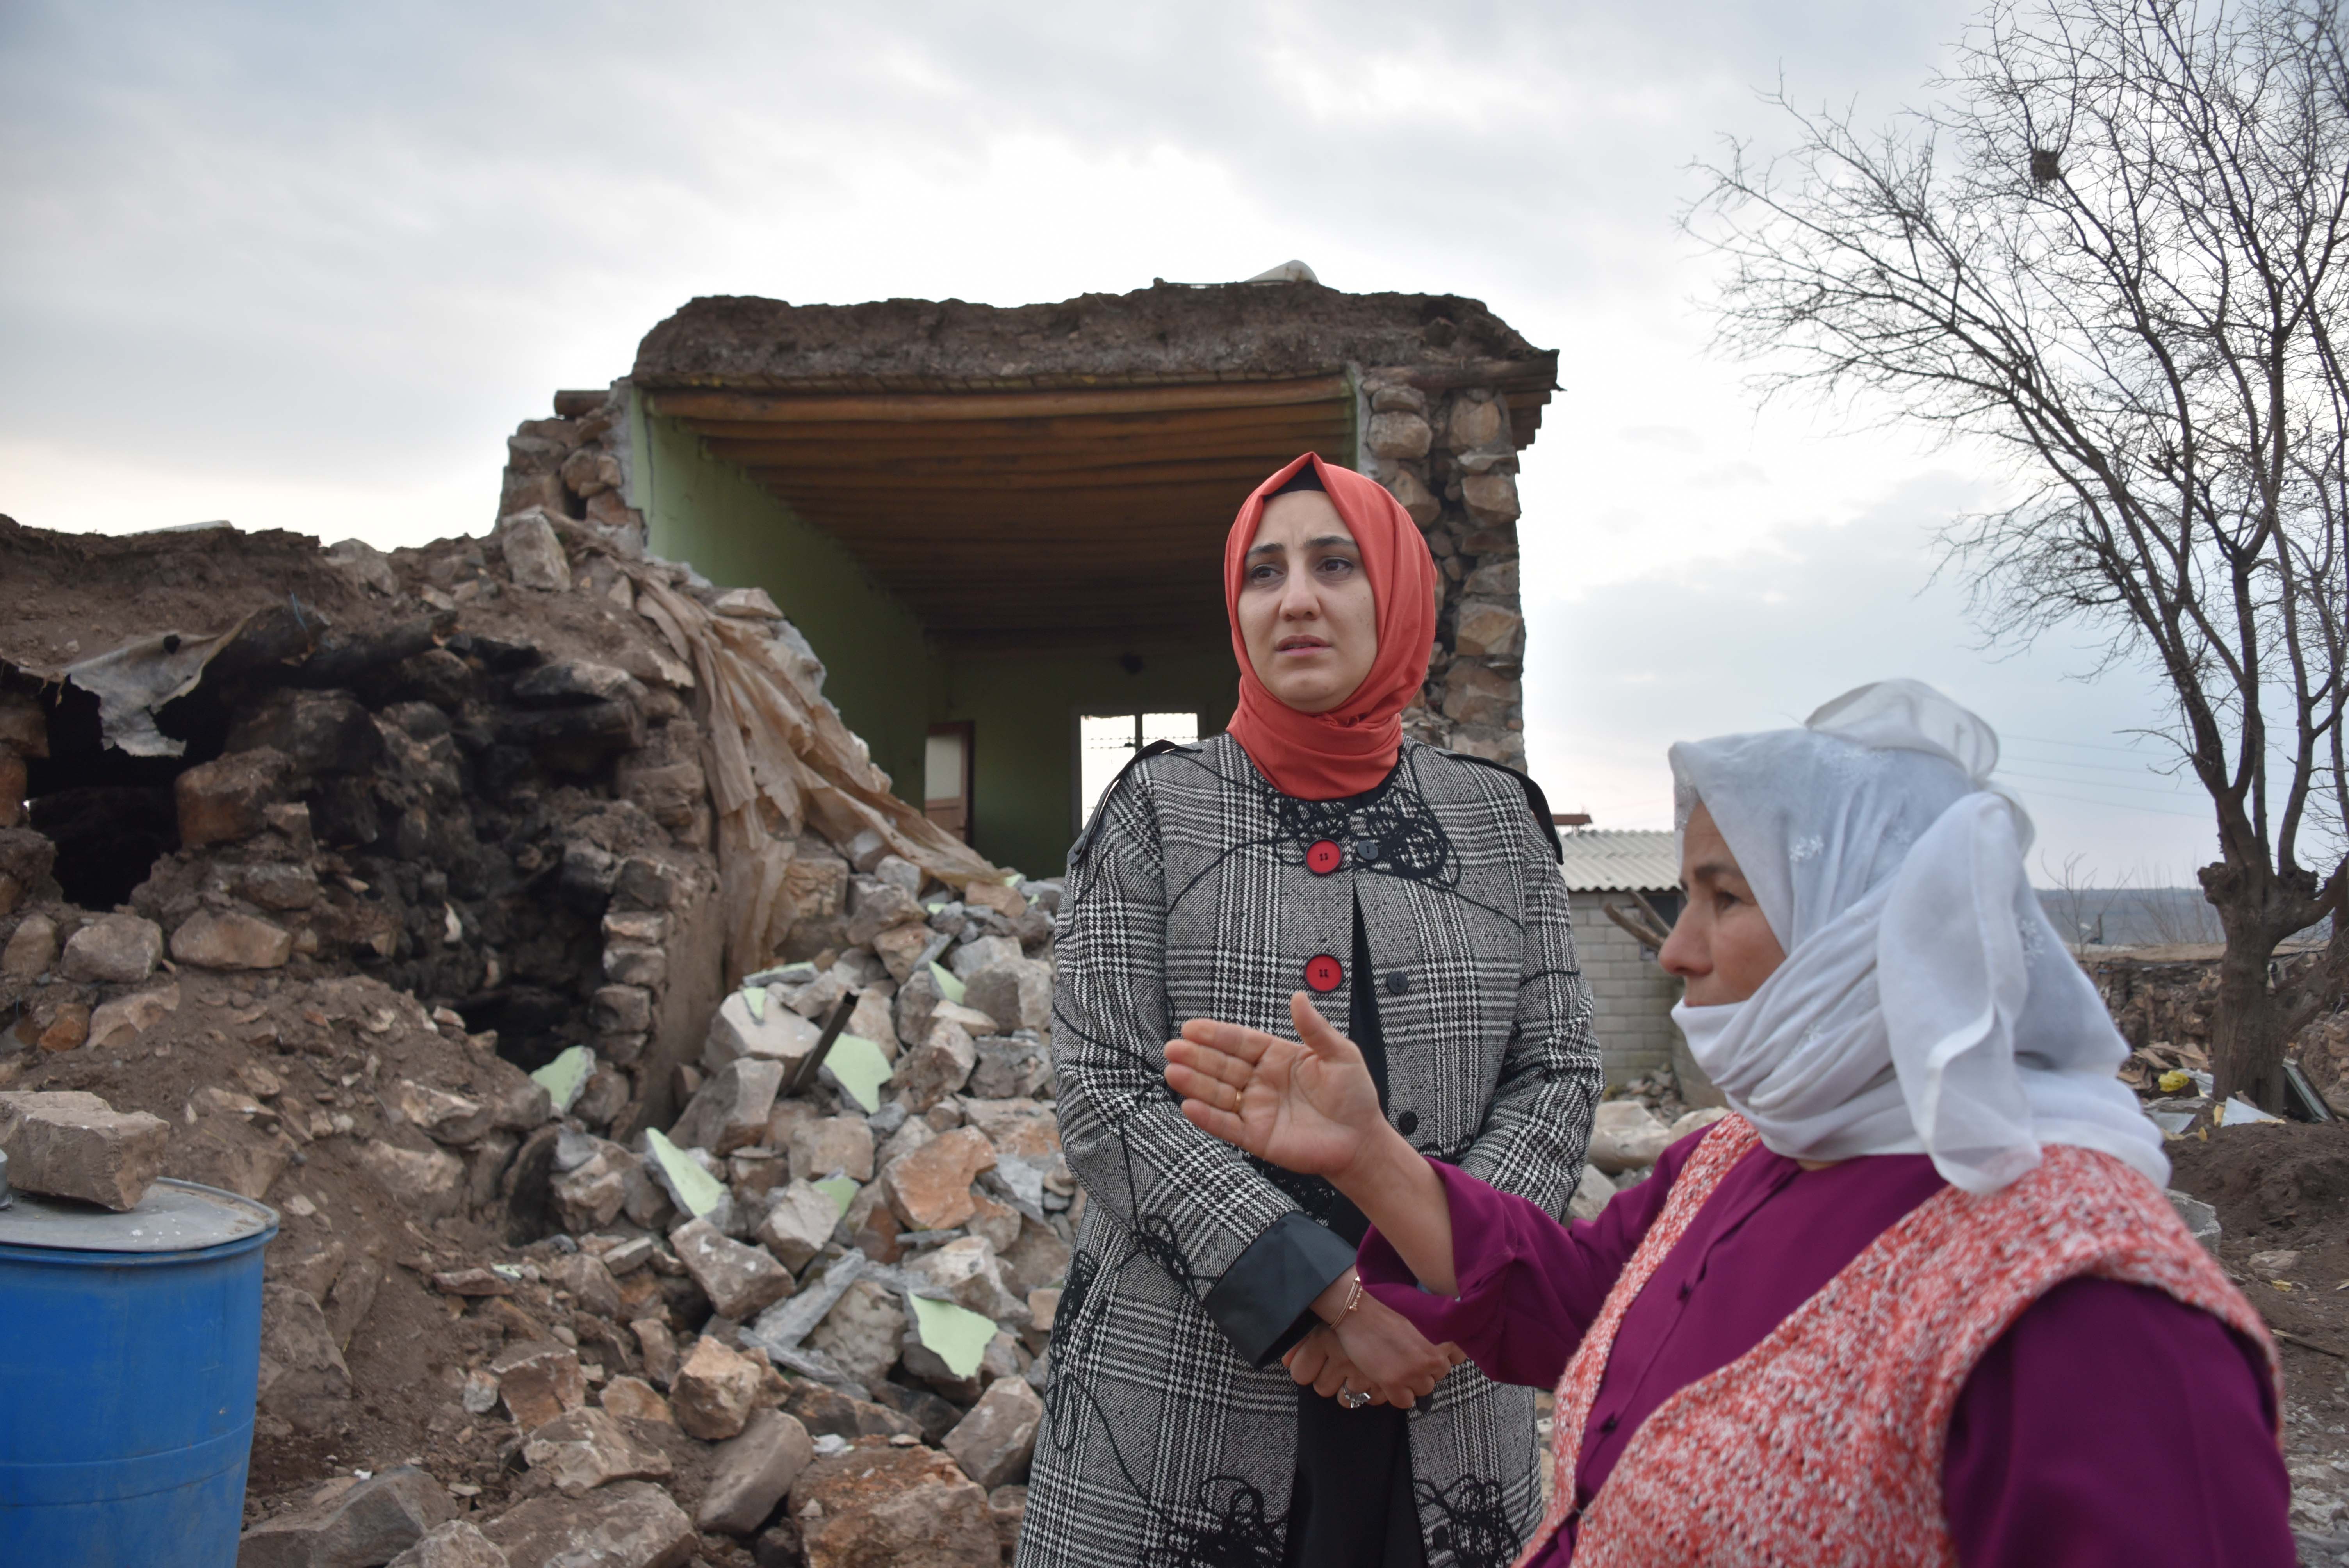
[1666,679,2168,1194]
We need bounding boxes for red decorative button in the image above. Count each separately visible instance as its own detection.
[1305,955,1344,992]
[1306,839,1343,875]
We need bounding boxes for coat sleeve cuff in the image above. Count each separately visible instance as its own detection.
[1201,1211,1358,1369]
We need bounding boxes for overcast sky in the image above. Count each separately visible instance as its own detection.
[0,0,2223,882]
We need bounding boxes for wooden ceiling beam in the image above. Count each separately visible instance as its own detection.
[745,457,1340,494]
[674,405,1349,450]
[650,375,1350,425]
[703,429,1347,473]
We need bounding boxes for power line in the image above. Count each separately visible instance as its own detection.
[2004,782,2211,820]
[2002,748,2193,779]
[1997,766,2204,801]
[2003,731,2165,754]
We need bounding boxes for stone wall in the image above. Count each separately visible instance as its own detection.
[1568,889,1681,1085]
[1357,368,1527,769]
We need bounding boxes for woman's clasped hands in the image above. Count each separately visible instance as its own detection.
[1167,993,1466,1409]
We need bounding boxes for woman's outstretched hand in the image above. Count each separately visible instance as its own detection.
[1165,992,1387,1179]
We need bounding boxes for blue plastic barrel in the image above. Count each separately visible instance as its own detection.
[0,1177,278,1567]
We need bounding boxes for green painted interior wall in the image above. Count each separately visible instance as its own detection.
[629,404,937,805]
[626,394,1239,878]
[939,648,1239,879]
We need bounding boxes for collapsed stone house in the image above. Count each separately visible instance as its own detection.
[502,278,1557,878]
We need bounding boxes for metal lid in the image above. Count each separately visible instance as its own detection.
[0,1178,278,1255]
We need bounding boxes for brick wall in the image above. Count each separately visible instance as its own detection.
[1570,889,1682,1085]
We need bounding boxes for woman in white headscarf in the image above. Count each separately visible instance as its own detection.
[1164,681,2291,1566]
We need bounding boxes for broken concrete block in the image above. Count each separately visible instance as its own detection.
[755,1180,843,1272]
[592,984,652,1036]
[383,1079,493,1145]
[670,1333,764,1441]
[2169,1188,2222,1246]
[946,935,1019,981]
[481,1480,693,1568]
[497,510,573,593]
[59,912,164,985]
[0,1089,171,1210]
[959,1098,1061,1160]
[881,1126,995,1232]
[1461,469,1521,526]
[965,1188,1021,1254]
[671,1216,793,1321]
[799,1274,904,1388]
[1453,599,1524,659]
[909,1236,1027,1324]
[549,1250,626,1321]
[631,1319,679,1389]
[787,1116,875,1184]
[598,1375,673,1425]
[31,1001,89,1052]
[989,1485,1028,1563]
[236,1465,457,1568]
[969,1036,1050,1100]
[385,1519,511,1568]
[698,1408,815,1536]
[964,957,1053,1034]
[929,999,1004,1040]
[550,1137,638,1232]
[257,1285,352,1431]
[870,922,935,985]
[1023,1288,1060,1354]
[786,1440,996,1568]
[491,1340,588,1430]
[945,1376,1045,1491]
[355,1140,466,1220]
[779,1378,920,1443]
[1569,1162,1617,1222]
[899,1021,977,1113]
[1586,1101,1674,1174]
[519,660,647,708]
[702,989,821,1075]
[2,911,58,979]
[848,986,899,1057]
[169,909,292,971]
[176,746,291,848]
[520,1406,674,1497]
[86,982,180,1051]
[670,1057,786,1155]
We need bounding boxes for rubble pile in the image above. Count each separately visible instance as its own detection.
[0,445,1069,1565]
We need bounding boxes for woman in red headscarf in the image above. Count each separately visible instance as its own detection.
[1019,455,1602,1568]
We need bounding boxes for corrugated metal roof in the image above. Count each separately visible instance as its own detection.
[1556,829,1679,892]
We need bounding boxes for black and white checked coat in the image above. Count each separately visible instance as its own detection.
[1019,734,1601,1568]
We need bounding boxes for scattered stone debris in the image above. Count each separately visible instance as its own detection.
[0,462,1068,1562]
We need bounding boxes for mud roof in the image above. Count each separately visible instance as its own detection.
[625,280,1557,653]
[631,280,1554,393]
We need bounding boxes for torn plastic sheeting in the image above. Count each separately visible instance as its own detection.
[61,614,257,757]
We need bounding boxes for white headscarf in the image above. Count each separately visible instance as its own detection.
[1666,679,2167,1194]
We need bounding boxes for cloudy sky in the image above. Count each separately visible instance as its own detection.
[0,0,2222,881]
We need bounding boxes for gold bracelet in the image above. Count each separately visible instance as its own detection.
[1335,1271,1366,1323]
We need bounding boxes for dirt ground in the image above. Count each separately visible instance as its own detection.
[2169,1119,2349,1559]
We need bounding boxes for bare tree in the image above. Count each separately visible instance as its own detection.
[2042,850,2130,953]
[1692,0,2349,1110]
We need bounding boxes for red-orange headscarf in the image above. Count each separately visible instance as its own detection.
[1222,453,1438,800]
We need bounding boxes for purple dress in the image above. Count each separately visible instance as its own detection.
[1358,1129,2291,1566]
